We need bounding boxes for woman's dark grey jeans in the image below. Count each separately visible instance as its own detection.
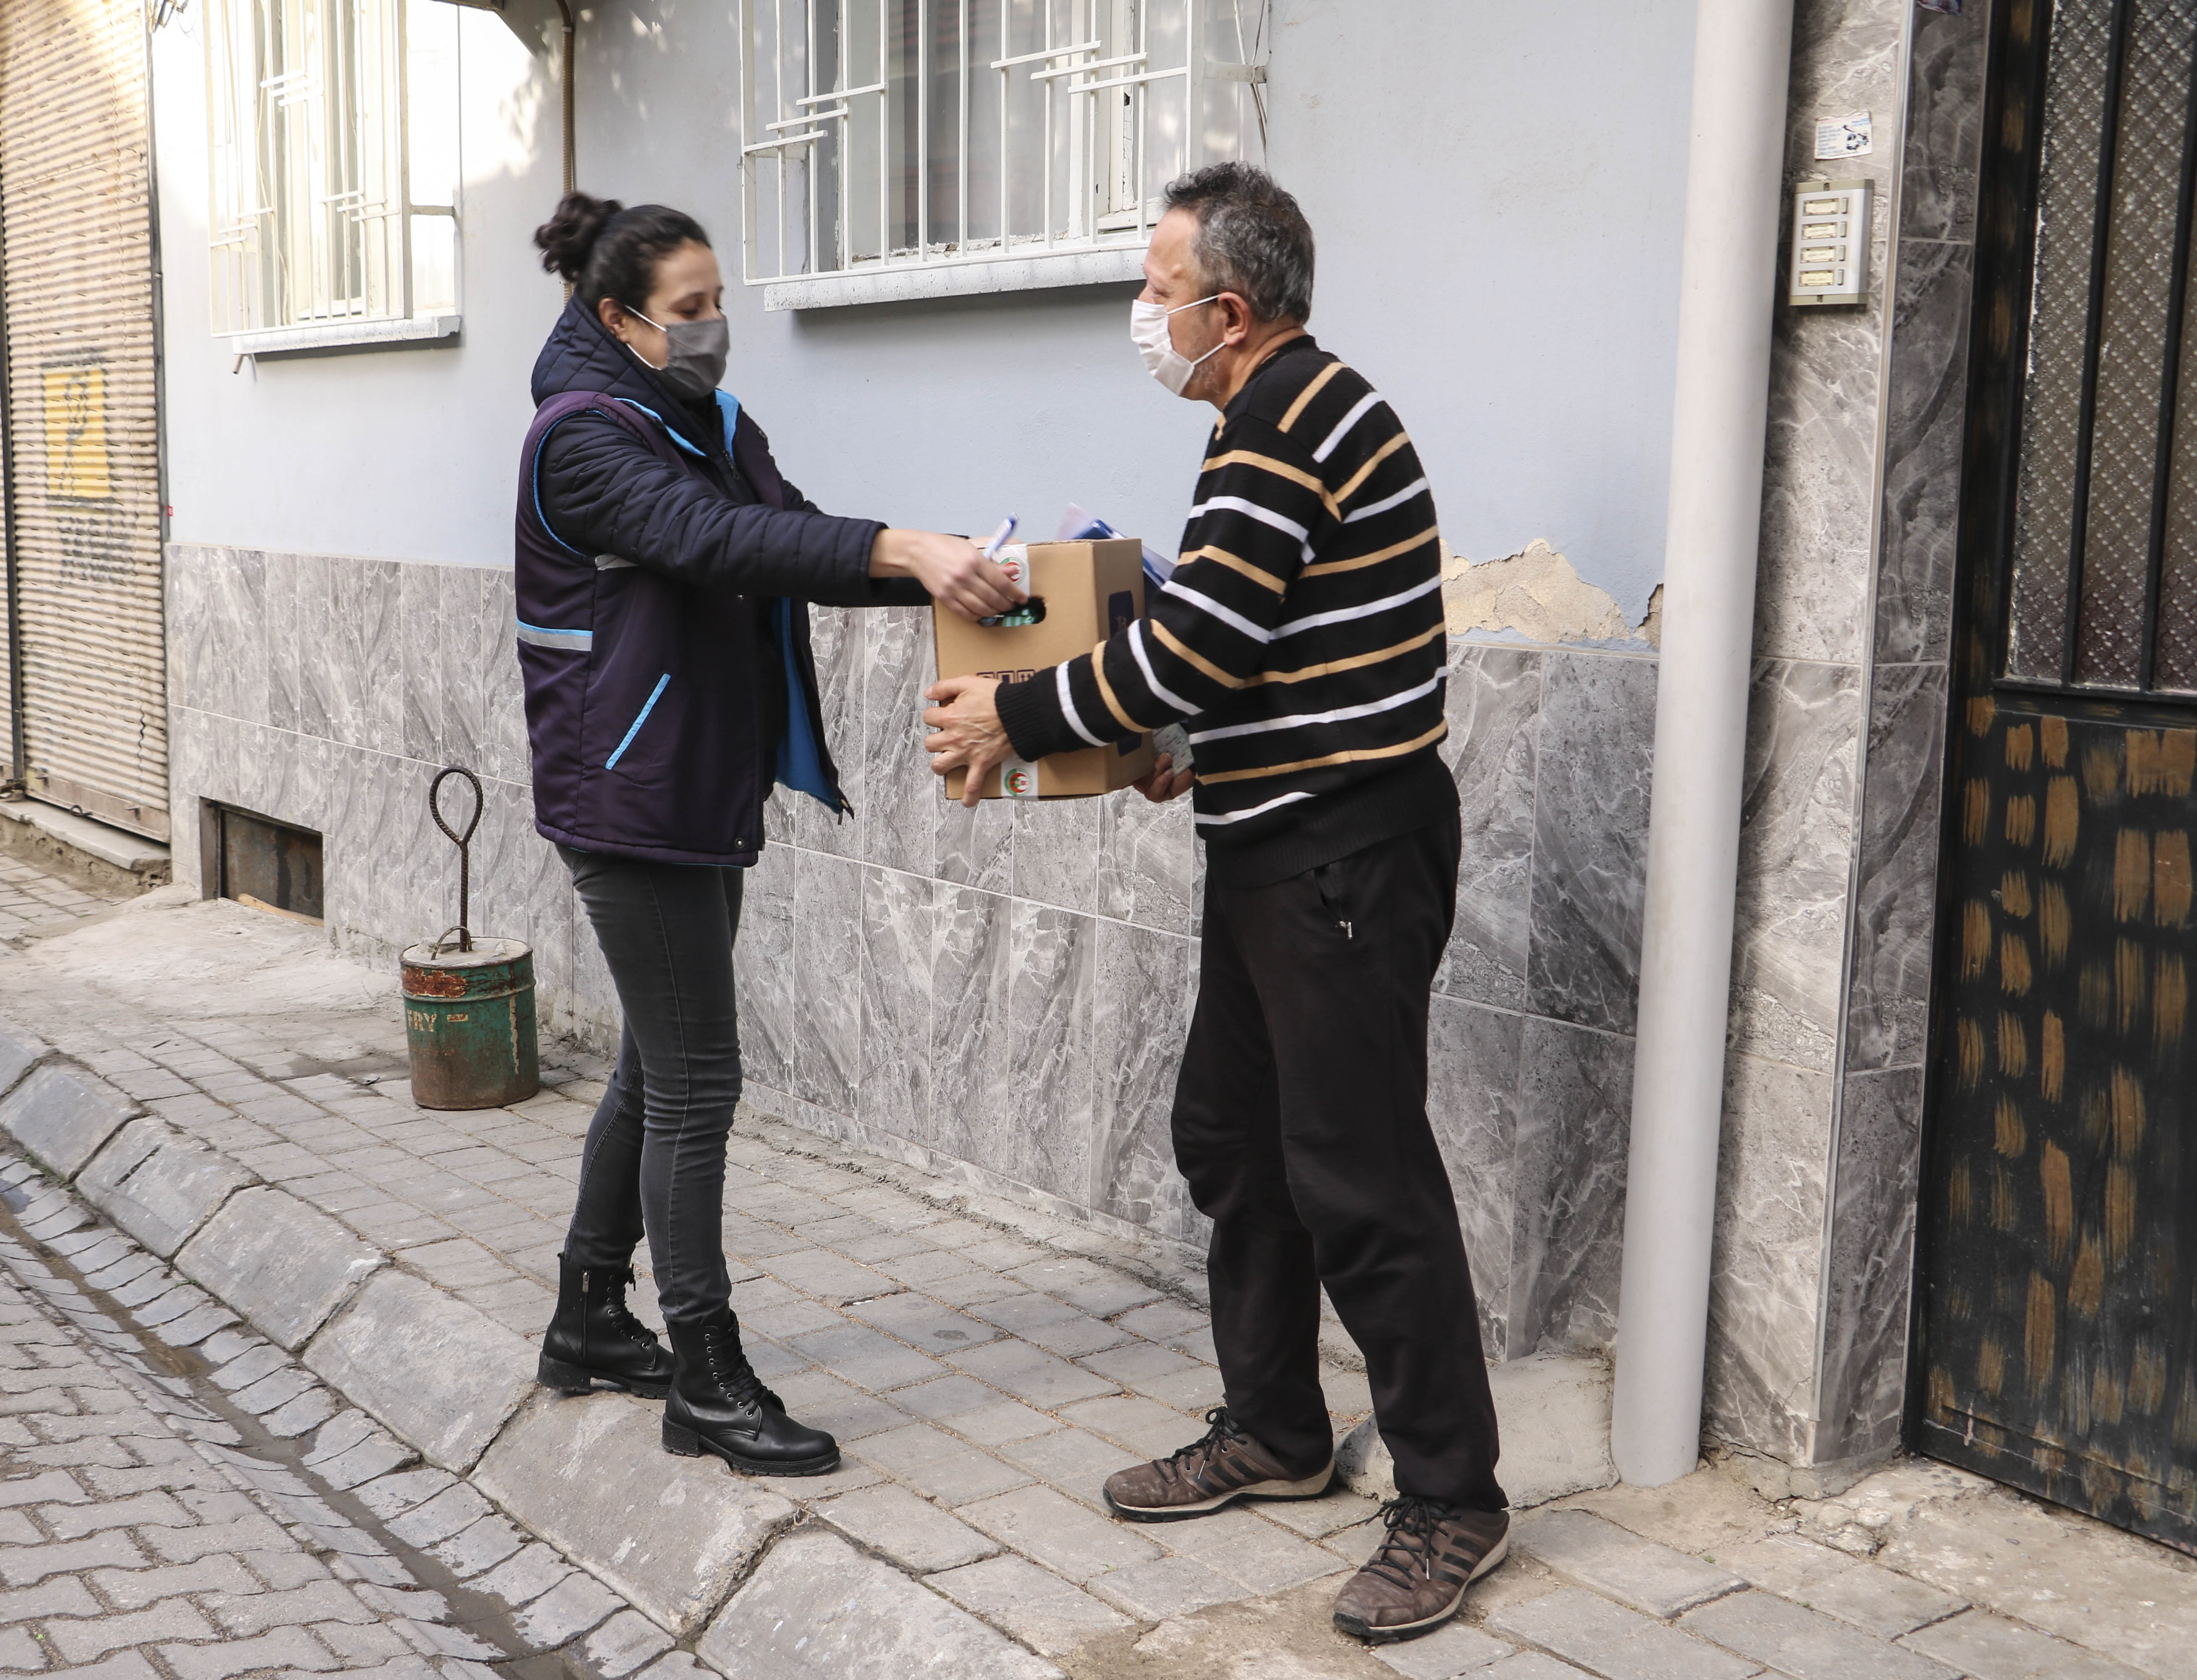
[558,845,745,1327]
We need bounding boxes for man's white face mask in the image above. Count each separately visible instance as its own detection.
[1130,295,1223,396]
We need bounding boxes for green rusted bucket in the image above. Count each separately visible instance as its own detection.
[402,937,541,1109]
[402,766,541,1110]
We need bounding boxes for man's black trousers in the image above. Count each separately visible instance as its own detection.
[1171,807,1507,1513]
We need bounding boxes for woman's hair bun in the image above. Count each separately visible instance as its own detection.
[534,191,625,283]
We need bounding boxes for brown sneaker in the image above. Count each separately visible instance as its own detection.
[1332,1496,1509,1643]
[1102,1407,1333,1522]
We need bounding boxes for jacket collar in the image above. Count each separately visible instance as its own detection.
[530,294,722,460]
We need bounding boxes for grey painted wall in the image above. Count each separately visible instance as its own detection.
[150,0,1694,612]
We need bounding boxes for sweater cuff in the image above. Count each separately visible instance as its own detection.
[994,668,1069,761]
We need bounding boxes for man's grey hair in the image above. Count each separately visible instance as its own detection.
[1162,163,1315,325]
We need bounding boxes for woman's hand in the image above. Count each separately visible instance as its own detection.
[924,675,1012,807]
[871,530,1026,621]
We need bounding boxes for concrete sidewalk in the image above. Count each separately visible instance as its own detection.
[0,858,2188,1680]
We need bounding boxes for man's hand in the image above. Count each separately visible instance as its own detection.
[924,674,1012,808]
[1134,752,1194,803]
[872,530,1026,621]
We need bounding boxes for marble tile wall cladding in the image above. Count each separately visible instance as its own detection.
[1706,1053,1833,1465]
[1523,653,1657,1036]
[168,544,1664,1365]
[1701,0,1987,1470]
[1814,1064,1925,1464]
[1843,662,1947,1072]
[1728,659,1862,1072]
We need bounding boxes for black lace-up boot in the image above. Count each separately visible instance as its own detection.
[661,1311,839,1475]
[536,1255,677,1399]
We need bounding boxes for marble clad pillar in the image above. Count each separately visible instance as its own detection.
[1704,0,1987,1482]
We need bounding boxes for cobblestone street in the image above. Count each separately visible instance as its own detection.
[0,1197,635,1680]
[0,850,2189,1680]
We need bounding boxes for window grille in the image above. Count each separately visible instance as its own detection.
[205,0,460,342]
[738,0,1269,288]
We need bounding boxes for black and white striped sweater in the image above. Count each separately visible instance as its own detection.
[995,335,1456,884]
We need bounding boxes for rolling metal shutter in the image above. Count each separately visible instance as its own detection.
[0,0,168,840]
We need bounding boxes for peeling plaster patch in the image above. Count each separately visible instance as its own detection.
[1441,539,1658,648]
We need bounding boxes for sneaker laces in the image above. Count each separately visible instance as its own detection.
[1362,1494,1454,1587]
[1156,1407,1251,1487]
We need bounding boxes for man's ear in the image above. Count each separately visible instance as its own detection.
[1221,293,1261,346]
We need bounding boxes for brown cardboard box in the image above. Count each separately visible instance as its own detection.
[934,538,1156,800]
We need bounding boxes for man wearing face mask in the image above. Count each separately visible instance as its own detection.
[924,163,1509,1647]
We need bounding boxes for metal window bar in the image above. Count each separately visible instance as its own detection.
[2059,0,2137,686]
[2136,14,2197,689]
[739,0,1263,285]
[206,0,424,335]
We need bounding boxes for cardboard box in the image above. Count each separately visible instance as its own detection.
[935,537,1156,800]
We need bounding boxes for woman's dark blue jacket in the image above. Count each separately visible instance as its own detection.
[513,297,923,866]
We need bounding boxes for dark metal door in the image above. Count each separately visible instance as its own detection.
[1919,0,2197,1550]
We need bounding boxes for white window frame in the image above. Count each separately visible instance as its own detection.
[740,0,1270,312]
[205,0,462,353]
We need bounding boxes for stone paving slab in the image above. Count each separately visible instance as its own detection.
[1512,1510,1747,1620]
[1873,1490,2197,1680]
[303,1270,533,1472]
[923,1554,1134,1657]
[1899,1607,2153,1680]
[3,1063,136,1178]
[817,1483,998,1574]
[1680,1590,1960,1680]
[1367,1618,1517,1679]
[696,1527,1063,1679]
[1487,1587,1760,1680]
[176,1185,385,1351]
[473,1390,796,1636]
[79,1119,257,1259]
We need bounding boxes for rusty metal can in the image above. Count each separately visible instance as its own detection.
[401,937,541,1110]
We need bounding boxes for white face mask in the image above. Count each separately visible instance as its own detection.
[1131,295,1223,396]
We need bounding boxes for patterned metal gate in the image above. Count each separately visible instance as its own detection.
[1920,0,2197,1550]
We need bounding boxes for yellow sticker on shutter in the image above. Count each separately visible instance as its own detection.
[45,367,110,500]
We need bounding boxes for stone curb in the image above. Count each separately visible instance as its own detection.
[180,1184,386,1351]
[80,1115,260,1258]
[304,1269,536,1474]
[1,1059,138,1178]
[0,1048,1100,1678]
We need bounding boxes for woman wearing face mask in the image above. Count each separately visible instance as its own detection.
[517,193,1021,1478]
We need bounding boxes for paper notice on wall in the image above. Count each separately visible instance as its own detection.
[1917,0,1961,14]
[1815,112,1873,160]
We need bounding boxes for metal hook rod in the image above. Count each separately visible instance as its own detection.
[428,766,484,953]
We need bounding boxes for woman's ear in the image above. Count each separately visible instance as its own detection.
[596,295,627,343]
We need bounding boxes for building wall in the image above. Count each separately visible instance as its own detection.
[147,0,1976,1459]
[147,0,1697,1374]
[163,539,1659,1365]
[148,0,1694,609]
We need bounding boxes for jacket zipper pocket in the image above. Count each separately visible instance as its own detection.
[604,673,671,769]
